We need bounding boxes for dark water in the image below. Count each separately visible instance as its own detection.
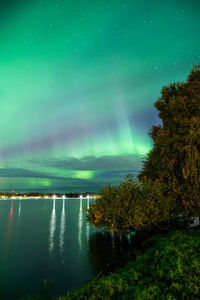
[0,198,132,299]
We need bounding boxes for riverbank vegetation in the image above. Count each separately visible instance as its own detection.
[60,228,200,299]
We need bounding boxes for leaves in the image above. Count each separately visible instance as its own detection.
[139,65,200,219]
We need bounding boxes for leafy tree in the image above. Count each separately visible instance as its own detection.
[139,65,200,218]
[132,180,193,231]
[88,65,200,233]
[88,175,140,234]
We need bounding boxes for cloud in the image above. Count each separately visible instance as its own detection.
[0,167,102,192]
[39,154,144,171]
[0,154,145,192]
[0,167,64,180]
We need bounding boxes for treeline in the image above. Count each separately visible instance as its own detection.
[88,65,200,234]
[0,192,97,198]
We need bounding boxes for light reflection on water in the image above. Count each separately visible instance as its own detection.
[3,200,14,262]
[59,198,65,259]
[78,197,83,250]
[18,200,21,215]
[0,198,133,300]
[49,198,56,256]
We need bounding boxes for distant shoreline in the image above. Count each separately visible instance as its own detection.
[0,196,97,200]
[0,191,99,200]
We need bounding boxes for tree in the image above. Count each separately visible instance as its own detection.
[139,65,200,218]
[88,175,140,234]
[88,65,200,233]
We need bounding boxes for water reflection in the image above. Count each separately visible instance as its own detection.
[18,200,21,215]
[86,198,90,243]
[49,198,56,257]
[111,233,115,248]
[87,196,90,209]
[10,200,13,216]
[60,197,65,259]
[4,200,14,261]
[78,196,83,250]
[88,231,135,276]
[0,198,138,299]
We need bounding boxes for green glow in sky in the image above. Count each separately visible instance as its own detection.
[0,0,200,191]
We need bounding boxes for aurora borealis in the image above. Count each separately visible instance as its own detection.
[0,0,200,192]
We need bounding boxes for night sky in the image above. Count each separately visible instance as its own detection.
[0,0,200,192]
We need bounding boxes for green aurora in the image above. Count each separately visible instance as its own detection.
[0,0,200,192]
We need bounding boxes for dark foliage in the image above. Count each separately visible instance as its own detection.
[88,65,200,232]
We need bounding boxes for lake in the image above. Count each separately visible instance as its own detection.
[0,198,132,299]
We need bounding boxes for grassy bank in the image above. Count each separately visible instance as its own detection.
[23,227,200,300]
[59,227,200,300]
